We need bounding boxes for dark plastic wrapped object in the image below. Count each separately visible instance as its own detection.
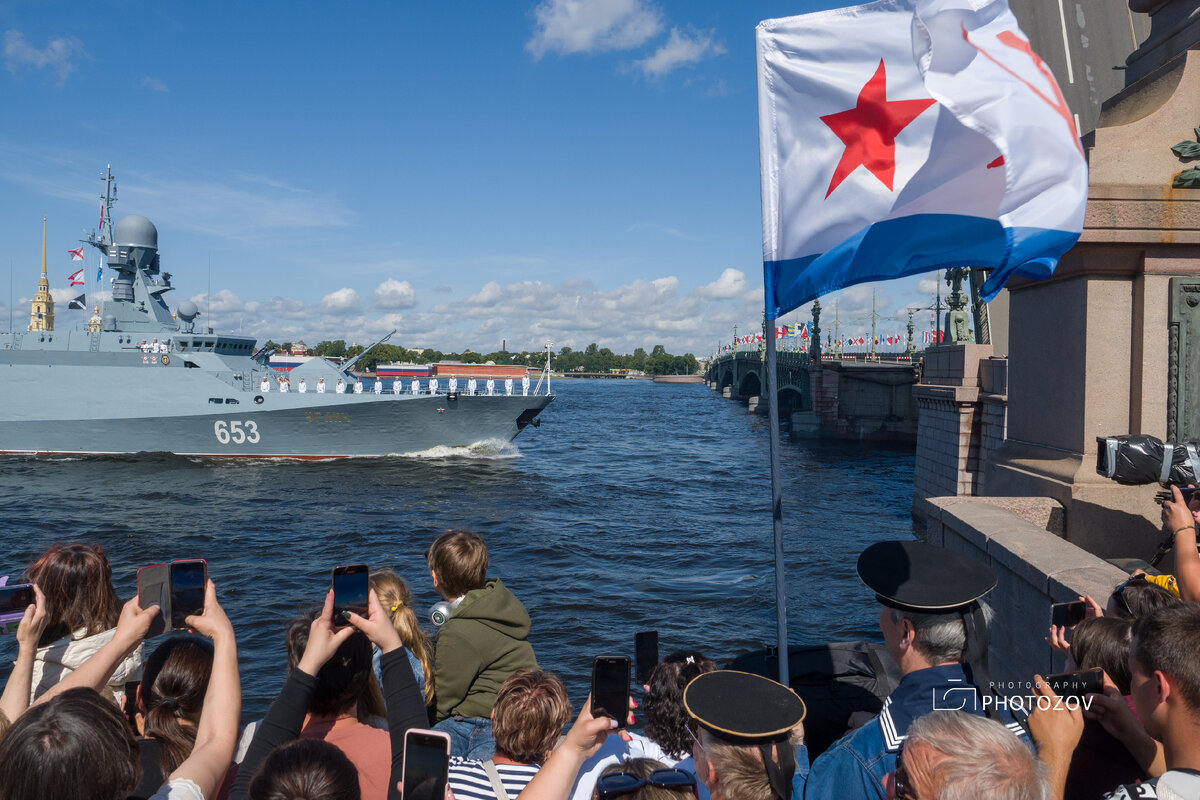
[1096,435,1200,485]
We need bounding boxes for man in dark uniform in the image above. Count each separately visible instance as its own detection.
[804,541,1028,799]
[684,670,807,800]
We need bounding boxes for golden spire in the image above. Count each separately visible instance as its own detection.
[28,214,54,332]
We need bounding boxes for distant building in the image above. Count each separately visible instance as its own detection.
[289,341,308,355]
[28,215,54,332]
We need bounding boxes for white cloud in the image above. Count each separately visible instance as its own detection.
[188,289,247,314]
[527,0,663,58]
[917,278,939,294]
[372,278,416,310]
[141,76,169,92]
[693,268,745,300]
[317,287,362,315]
[4,30,88,85]
[633,27,724,79]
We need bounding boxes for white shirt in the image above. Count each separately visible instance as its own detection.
[505,379,513,395]
[569,733,707,800]
[448,378,458,393]
[430,379,439,394]
[374,381,383,394]
[393,380,402,394]
[260,379,270,392]
[336,381,345,393]
[280,380,290,393]
[298,380,307,393]
[411,379,420,394]
[354,382,363,393]
[486,379,495,395]
[317,380,326,393]
[467,379,477,395]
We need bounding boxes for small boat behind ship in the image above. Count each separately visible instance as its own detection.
[0,168,553,458]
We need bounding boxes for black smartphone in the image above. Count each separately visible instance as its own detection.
[170,559,207,629]
[332,564,369,625]
[0,583,35,627]
[1045,668,1104,702]
[634,630,659,686]
[137,563,171,637]
[1050,600,1087,629]
[1178,486,1200,505]
[592,655,631,728]
[401,728,451,800]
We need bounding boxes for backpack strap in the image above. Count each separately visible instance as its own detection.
[481,759,511,800]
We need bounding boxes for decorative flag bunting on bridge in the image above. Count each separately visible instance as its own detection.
[756,0,1087,320]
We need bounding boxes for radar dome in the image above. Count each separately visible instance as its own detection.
[177,301,199,321]
[113,215,158,249]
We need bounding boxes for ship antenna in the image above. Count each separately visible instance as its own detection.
[99,164,116,246]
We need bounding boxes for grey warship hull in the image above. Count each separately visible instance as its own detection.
[1,360,551,458]
[4,174,552,458]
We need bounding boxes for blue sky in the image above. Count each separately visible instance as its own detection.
[0,0,946,355]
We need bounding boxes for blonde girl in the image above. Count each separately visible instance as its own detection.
[369,569,435,705]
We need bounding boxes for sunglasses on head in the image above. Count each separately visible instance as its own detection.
[596,769,698,800]
[1112,579,1137,618]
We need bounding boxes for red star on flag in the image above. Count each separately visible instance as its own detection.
[820,59,937,198]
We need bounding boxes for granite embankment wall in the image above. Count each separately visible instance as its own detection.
[923,496,1124,690]
[913,344,1126,691]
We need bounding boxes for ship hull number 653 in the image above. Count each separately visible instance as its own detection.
[213,419,260,444]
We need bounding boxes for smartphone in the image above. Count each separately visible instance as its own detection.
[137,563,171,638]
[332,564,369,625]
[1045,668,1104,702]
[1050,600,1087,629]
[170,559,207,629]
[0,583,35,627]
[634,630,659,686]
[401,728,451,800]
[592,655,632,728]
[1178,486,1200,505]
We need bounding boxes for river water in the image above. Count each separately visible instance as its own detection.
[0,379,917,717]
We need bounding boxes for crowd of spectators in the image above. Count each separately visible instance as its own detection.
[5,492,1200,800]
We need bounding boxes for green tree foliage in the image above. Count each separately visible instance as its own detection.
[302,340,698,375]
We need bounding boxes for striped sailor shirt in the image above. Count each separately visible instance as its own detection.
[447,757,540,800]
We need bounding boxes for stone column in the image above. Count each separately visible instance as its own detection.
[984,16,1200,559]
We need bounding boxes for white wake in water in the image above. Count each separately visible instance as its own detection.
[397,438,522,460]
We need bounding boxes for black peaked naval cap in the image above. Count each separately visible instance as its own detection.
[683,670,806,743]
[857,540,996,612]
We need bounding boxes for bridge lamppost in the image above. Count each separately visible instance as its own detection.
[809,298,822,362]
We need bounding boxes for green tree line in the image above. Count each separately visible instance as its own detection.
[263,340,698,375]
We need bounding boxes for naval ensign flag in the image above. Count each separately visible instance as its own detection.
[757,0,1087,320]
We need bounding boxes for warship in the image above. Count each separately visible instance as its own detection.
[0,169,553,458]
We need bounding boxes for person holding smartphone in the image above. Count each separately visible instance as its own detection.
[231,588,429,800]
[0,584,48,733]
[0,580,241,800]
[25,543,145,706]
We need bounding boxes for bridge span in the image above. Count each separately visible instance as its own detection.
[705,350,921,443]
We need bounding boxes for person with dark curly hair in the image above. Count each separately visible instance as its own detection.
[569,650,716,800]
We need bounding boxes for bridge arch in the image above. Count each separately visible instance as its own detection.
[738,370,761,399]
[777,384,806,414]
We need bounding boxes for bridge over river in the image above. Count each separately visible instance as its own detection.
[705,349,922,443]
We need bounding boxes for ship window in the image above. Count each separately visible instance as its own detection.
[208,398,222,404]
[185,361,199,369]
[225,398,239,404]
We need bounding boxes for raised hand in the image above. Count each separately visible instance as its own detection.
[297,590,355,677]
[346,588,403,654]
[185,580,235,644]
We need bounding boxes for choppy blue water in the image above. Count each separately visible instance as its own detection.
[0,379,916,717]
